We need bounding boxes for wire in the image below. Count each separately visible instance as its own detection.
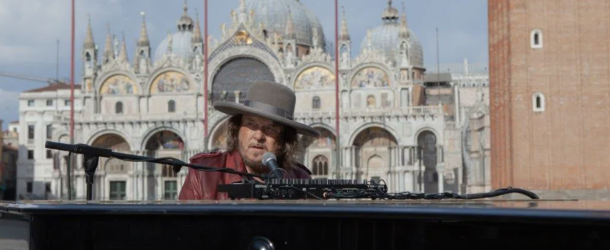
[325,185,539,200]
[287,186,323,200]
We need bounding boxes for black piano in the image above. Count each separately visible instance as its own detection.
[1,199,610,250]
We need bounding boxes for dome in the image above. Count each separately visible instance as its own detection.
[154,3,198,61]
[360,1,424,67]
[245,0,325,48]
[154,32,195,61]
[361,25,424,67]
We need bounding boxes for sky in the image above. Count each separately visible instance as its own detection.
[0,0,488,130]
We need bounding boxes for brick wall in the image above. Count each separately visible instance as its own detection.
[489,0,610,198]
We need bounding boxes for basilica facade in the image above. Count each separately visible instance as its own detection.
[16,0,490,200]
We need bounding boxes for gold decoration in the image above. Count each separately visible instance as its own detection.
[351,67,390,88]
[234,30,253,45]
[294,67,335,90]
[100,75,137,95]
[150,71,190,94]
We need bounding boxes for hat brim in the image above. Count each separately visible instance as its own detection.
[213,101,321,137]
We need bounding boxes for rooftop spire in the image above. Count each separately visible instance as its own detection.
[285,9,295,39]
[340,6,350,41]
[84,14,95,49]
[118,32,128,62]
[381,0,399,23]
[192,9,203,43]
[177,0,194,32]
[399,2,409,38]
[103,23,114,61]
[138,12,150,47]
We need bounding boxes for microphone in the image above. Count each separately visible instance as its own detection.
[262,152,283,179]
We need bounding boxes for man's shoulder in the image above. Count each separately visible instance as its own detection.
[292,162,312,177]
[189,150,227,163]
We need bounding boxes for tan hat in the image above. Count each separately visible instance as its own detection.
[213,80,321,137]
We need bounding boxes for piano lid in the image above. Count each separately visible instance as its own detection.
[2,199,610,221]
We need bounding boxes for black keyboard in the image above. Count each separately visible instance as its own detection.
[217,179,388,200]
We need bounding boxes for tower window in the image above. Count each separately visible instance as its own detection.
[312,96,321,110]
[168,100,176,113]
[531,29,543,49]
[533,92,545,112]
[115,102,123,114]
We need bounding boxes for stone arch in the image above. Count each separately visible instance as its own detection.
[300,126,336,150]
[416,129,439,193]
[87,130,133,151]
[141,127,187,151]
[144,130,185,151]
[210,56,276,104]
[207,46,285,93]
[90,133,131,173]
[96,71,139,95]
[348,123,400,146]
[292,63,335,90]
[349,63,393,88]
[208,115,231,151]
[414,127,440,144]
[352,127,398,147]
[145,68,195,95]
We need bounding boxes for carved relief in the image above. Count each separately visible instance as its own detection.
[100,75,137,95]
[351,67,390,88]
[150,71,191,94]
[294,66,335,90]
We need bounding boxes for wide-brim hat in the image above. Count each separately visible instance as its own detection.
[213,80,321,137]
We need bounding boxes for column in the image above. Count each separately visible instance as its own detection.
[437,145,444,193]
[234,91,241,103]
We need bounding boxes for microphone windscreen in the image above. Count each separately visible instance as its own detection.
[262,152,277,166]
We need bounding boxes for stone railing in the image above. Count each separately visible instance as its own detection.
[293,105,443,119]
[64,113,203,123]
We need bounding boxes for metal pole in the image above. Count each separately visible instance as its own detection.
[334,0,341,178]
[418,146,422,192]
[69,0,76,200]
[203,0,209,151]
[56,39,60,81]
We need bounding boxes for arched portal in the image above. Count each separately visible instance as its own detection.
[91,134,131,200]
[144,130,185,200]
[300,127,335,177]
[211,57,274,104]
[352,127,398,182]
[417,131,438,193]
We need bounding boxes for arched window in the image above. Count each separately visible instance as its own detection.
[533,92,545,112]
[168,100,176,113]
[115,102,123,114]
[312,155,329,176]
[531,29,543,49]
[367,95,376,108]
[312,96,321,109]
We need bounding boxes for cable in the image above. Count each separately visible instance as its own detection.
[325,186,539,200]
[287,186,323,200]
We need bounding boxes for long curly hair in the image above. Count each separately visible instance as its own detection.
[226,114,302,170]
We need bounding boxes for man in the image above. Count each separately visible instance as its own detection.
[178,80,321,200]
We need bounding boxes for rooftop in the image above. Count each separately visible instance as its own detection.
[24,83,81,93]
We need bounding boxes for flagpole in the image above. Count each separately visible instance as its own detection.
[69,0,75,200]
[334,0,341,178]
[203,0,209,151]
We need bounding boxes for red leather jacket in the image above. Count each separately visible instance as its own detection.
[178,150,312,200]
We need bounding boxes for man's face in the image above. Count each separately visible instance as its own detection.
[238,114,284,173]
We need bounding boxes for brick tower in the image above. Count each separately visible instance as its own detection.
[489,0,610,199]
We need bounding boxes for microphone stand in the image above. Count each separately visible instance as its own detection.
[45,141,264,201]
